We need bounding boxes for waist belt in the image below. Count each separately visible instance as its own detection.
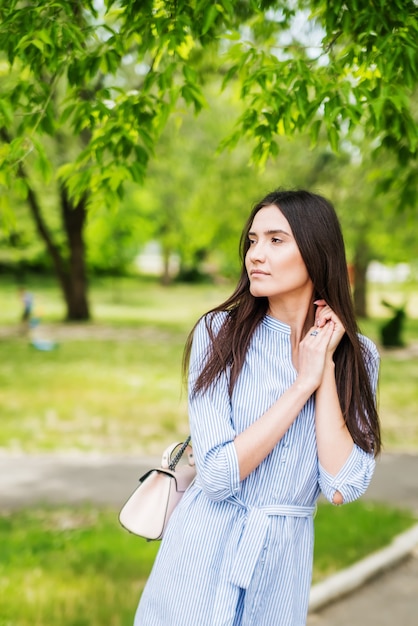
[227,496,315,589]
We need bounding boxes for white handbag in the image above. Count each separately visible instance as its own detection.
[119,437,195,540]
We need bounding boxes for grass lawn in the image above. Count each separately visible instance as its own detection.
[0,501,415,626]
[1,275,417,454]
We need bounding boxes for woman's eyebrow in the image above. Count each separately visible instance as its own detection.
[248,229,291,236]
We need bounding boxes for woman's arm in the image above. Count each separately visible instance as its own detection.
[234,319,338,481]
[233,377,315,480]
[314,359,354,504]
[312,300,359,504]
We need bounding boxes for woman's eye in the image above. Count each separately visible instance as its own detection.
[272,237,282,244]
[248,238,256,245]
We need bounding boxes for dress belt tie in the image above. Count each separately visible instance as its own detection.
[227,497,315,589]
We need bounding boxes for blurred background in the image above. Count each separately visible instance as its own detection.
[0,1,417,624]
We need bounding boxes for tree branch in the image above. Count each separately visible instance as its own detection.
[0,127,68,277]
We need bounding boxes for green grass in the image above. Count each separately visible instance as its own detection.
[313,500,416,582]
[0,336,189,454]
[378,355,418,450]
[0,502,415,625]
[0,275,417,454]
[0,506,158,626]
[0,274,232,327]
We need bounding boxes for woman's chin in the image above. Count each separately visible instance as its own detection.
[249,285,267,298]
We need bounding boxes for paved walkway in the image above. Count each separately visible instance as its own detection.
[1,450,417,513]
[308,547,418,625]
[0,452,158,510]
[1,450,418,623]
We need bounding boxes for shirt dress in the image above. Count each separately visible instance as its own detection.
[134,313,379,626]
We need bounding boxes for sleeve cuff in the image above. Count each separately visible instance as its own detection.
[319,444,376,505]
[224,439,241,495]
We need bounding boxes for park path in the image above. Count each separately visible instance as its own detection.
[307,547,418,626]
[2,449,417,513]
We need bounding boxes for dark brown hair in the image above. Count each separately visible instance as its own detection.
[183,189,381,455]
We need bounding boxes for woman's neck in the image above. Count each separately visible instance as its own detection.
[267,298,315,343]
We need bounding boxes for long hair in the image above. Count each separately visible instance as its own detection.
[183,189,381,455]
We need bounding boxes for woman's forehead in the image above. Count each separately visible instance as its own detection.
[250,205,292,233]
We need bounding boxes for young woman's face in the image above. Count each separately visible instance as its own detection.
[245,205,313,301]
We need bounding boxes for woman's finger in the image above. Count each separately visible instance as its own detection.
[308,321,334,344]
[314,302,343,331]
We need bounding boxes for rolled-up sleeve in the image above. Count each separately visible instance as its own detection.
[188,315,241,502]
[319,444,376,504]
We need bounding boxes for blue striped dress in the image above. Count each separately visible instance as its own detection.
[134,313,379,626]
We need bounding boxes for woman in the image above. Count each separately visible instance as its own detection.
[134,189,381,626]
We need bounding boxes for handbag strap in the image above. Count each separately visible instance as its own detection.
[168,435,192,471]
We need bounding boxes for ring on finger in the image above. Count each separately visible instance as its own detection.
[310,330,319,336]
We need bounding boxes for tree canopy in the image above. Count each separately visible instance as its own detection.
[3,1,418,198]
[0,0,417,319]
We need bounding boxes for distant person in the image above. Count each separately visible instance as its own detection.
[18,288,55,350]
[133,189,381,626]
[19,288,34,332]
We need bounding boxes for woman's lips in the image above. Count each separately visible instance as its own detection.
[250,270,269,276]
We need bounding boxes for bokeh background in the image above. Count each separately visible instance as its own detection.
[1,2,417,624]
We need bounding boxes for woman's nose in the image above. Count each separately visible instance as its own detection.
[248,241,265,262]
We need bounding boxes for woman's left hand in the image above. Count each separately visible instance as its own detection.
[314,300,346,356]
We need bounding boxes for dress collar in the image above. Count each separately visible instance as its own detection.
[262,314,291,335]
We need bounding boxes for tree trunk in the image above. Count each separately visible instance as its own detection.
[60,186,90,320]
[352,242,370,318]
[161,246,172,286]
[3,120,91,322]
[19,161,90,321]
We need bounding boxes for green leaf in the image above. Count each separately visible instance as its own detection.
[310,119,322,148]
[32,138,53,183]
[202,5,219,35]
[327,124,339,153]
[60,104,76,126]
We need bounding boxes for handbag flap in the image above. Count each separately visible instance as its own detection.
[147,466,196,493]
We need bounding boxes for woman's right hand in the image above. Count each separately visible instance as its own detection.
[297,320,336,392]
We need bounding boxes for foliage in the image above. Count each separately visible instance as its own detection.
[0,0,272,210]
[85,201,154,276]
[222,0,418,207]
[1,1,417,207]
[0,502,415,624]
[297,137,418,315]
[127,83,317,282]
[1,1,418,318]
[127,108,417,312]
[0,1,282,316]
